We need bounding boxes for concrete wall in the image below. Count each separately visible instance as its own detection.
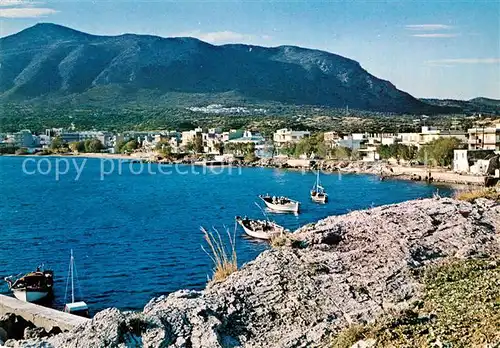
[286,159,312,168]
[0,294,89,331]
[390,166,487,185]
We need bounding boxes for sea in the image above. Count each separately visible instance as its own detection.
[0,156,453,314]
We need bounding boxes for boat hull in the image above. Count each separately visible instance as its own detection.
[311,193,328,203]
[236,218,285,240]
[13,290,49,303]
[241,225,276,240]
[259,197,300,213]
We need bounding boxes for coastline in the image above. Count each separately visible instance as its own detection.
[2,152,494,187]
[6,196,499,347]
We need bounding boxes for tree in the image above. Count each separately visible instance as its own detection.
[194,133,204,153]
[124,139,138,153]
[155,140,172,157]
[330,146,352,160]
[50,136,63,150]
[244,143,258,162]
[280,142,296,157]
[378,145,393,160]
[69,141,85,153]
[351,149,361,160]
[84,139,104,153]
[378,144,417,161]
[398,145,417,161]
[185,141,195,153]
[214,142,223,155]
[116,140,127,153]
[420,137,463,167]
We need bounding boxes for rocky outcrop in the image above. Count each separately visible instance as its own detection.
[0,313,62,346]
[8,198,499,348]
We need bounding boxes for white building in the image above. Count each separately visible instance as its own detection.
[273,128,310,146]
[13,130,38,148]
[399,132,420,148]
[398,127,467,149]
[453,149,499,175]
[181,127,203,147]
[366,133,398,146]
[226,130,270,157]
[468,124,500,151]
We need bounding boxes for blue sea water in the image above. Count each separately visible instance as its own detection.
[0,156,452,313]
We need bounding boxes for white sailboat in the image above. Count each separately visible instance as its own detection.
[311,170,328,203]
[64,250,89,317]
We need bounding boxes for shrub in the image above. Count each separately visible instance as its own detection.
[329,258,500,347]
[454,188,500,202]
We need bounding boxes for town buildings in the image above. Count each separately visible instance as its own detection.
[273,128,310,146]
[453,149,499,176]
[467,124,500,151]
[5,123,497,176]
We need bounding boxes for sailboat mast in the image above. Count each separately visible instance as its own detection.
[70,249,74,303]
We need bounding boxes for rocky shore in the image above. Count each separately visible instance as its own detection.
[6,197,499,347]
[7,152,494,186]
[0,313,62,346]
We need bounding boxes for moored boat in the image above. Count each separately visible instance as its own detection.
[236,216,287,240]
[311,170,328,203]
[64,250,89,318]
[4,266,54,303]
[258,195,300,213]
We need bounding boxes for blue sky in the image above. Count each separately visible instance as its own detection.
[0,0,498,100]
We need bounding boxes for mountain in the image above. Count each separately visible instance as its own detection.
[0,23,443,113]
[421,97,500,115]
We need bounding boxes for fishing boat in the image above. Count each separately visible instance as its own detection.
[258,195,300,213]
[63,250,89,318]
[311,170,328,203]
[235,216,287,240]
[4,266,54,303]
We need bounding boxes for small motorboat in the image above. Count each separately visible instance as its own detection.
[258,195,300,213]
[64,250,89,317]
[236,216,287,240]
[311,170,328,203]
[4,266,54,303]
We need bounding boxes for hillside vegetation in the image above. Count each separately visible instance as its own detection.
[0,23,447,115]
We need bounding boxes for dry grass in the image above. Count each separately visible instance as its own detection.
[330,325,370,348]
[270,233,290,248]
[201,227,238,285]
[270,233,307,249]
[454,187,500,202]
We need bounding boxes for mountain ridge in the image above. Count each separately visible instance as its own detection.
[0,23,446,113]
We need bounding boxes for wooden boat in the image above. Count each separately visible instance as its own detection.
[236,216,287,240]
[63,250,89,318]
[258,195,300,213]
[311,170,328,203]
[4,266,54,303]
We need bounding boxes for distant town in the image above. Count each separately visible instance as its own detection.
[1,119,500,178]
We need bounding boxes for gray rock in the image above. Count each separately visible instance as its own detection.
[0,327,8,343]
[0,313,35,341]
[23,327,49,340]
[351,339,377,348]
[12,198,500,348]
